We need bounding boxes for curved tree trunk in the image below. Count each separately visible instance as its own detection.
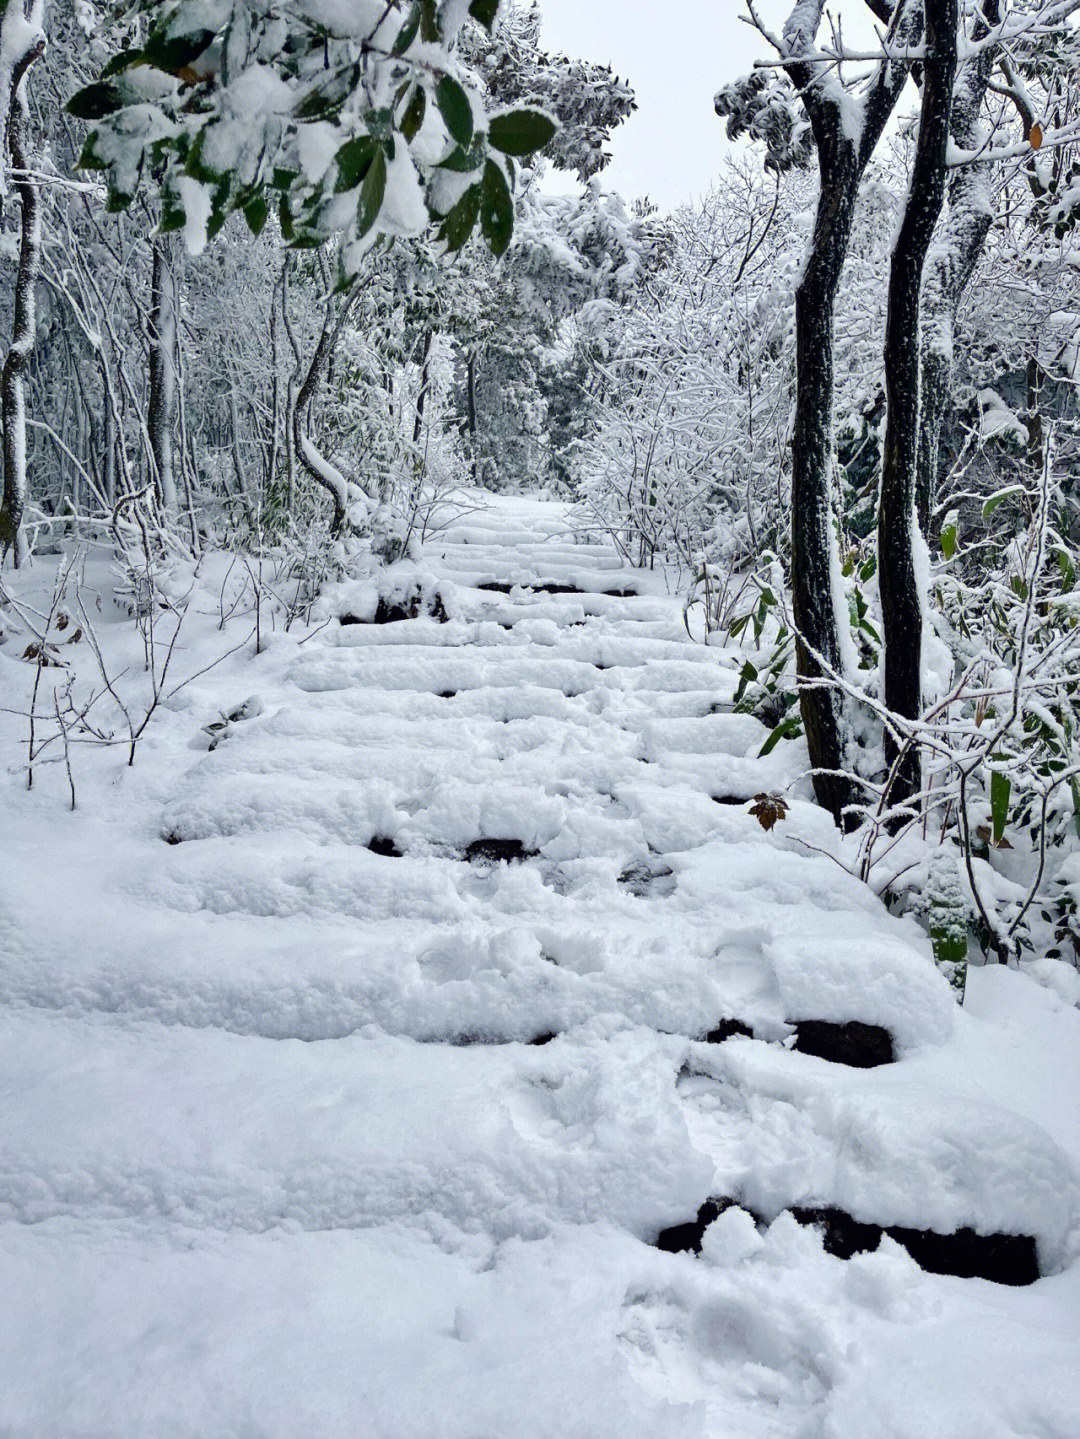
[292,288,358,532]
[0,24,45,568]
[878,0,959,810]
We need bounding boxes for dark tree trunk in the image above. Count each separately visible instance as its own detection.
[413,328,433,446]
[916,4,998,530]
[466,351,478,481]
[783,0,917,825]
[147,236,177,510]
[791,146,862,824]
[292,289,358,532]
[879,0,958,810]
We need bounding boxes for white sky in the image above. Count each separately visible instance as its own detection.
[537,0,879,209]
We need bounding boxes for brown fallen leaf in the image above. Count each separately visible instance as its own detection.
[749,792,789,832]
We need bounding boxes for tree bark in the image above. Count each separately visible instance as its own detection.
[147,235,177,511]
[413,328,433,446]
[292,289,358,531]
[878,0,958,810]
[784,0,917,824]
[0,29,45,567]
[915,5,999,531]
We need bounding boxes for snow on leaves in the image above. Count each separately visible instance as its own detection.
[69,0,558,271]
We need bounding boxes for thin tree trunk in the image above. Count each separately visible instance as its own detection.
[466,351,478,481]
[0,25,46,567]
[292,287,358,531]
[915,2,999,532]
[413,328,433,446]
[147,235,177,511]
[879,0,959,810]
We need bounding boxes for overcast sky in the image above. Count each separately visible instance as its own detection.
[536,0,877,209]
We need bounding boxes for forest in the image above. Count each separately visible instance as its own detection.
[1,1,1080,1435]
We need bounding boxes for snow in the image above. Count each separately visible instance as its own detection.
[2,492,1079,1437]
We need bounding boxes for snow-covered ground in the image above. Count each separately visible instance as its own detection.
[2,492,1079,1439]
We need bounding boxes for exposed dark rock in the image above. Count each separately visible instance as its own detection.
[475,581,514,594]
[790,1206,1039,1285]
[367,835,403,858]
[889,1224,1039,1286]
[342,586,448,625]
[528,1031,559,1046]
[655,1199,734,1253]
[791,1019,895,1068]
[464,838,539,865]
[618,860,676,897]
[161,830,184,845]
[438,689,457,699]
[790,1206,882,1259]
[711,794,751,806]
[701,1019,753,1044]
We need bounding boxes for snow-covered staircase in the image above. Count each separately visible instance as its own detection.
[2,491,1079,1439]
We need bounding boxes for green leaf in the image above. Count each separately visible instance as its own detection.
[1057,547,1076,589]
[243,193,269,236]
[400,84,426,142]
[436,75,473,147]
[419,0,440,42]
[67,81,125,120]
[357,145,387,236]
[159,182,187,233]
[733,660,757,707]
[143,24,217,74]
[941,522,957,559]
[334,136,376,192]
[479,159,513,256]
[101,48,147,77]
[439,182,481,251]
[468,0,500,27]
[990,767,1011,846]
[488,107,557,157]
[983,486,1023,520]
[437,138,486,172]
[758,713,802,757]
[392,2,422,54]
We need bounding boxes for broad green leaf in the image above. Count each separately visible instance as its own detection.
[941,522,957,559]
[479,159,513,256]
[983,486,1023,520]
[243,193,269,236]
[143,24,217,73]
[469,0,500,27]
[357,145,387,236]
[439,182,481,251]
[400,85,426,142]
[420,0,440,42]
[68,81,125,120]
[437,137,486,172]
[488,107,557,157]
[990,767,1011,846]
[334,136,376,192]
[392,2,422,53]
[436,75,473,147]
[758,713,802,757]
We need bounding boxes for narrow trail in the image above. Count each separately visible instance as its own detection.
[2,492,1078,1438]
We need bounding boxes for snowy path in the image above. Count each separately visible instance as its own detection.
[2,492,1079,1438]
